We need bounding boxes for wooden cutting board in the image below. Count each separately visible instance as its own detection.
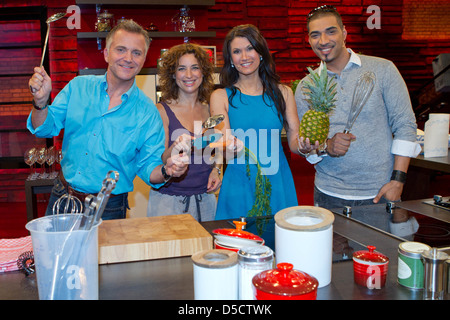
[98,214,212,264]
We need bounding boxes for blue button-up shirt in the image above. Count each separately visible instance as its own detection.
[27,74,165,194]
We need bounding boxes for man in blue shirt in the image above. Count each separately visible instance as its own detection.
[28,20,188,219]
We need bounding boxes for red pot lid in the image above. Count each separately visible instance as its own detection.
[213,221,263,242]
[252,263,318,297]
[353,245,389,264]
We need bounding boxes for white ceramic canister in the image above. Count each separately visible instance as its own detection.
[237,245,274,300]
[275,206,334,288]
[397,241,431,289]
[191,249,238,300]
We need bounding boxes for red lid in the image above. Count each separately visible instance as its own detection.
[213,221,263,242]
[252,263,318,297]
[353,245,389,264]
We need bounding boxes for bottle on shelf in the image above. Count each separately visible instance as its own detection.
[171,6,195,32]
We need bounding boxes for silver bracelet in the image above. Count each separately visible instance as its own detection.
[214,166,222,175]
[297,147,310,158]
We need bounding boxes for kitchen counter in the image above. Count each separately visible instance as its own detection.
[1,199,448,301]
[410,151,450,174]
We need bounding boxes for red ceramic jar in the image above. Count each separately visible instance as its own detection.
[252,263,318,300]
[353,245,389,289]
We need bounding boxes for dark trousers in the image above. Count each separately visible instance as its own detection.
[313,186,390,211]
[45,177,129,220]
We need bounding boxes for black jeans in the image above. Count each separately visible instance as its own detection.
[313,186,390,211]
[45,177,129,220]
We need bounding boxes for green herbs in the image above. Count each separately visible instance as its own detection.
[244,147,272,235]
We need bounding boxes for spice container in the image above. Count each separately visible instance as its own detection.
[252,263,318,300]
[397,241,431,289]
[422,248,449,300]
[353,245,389,289]
[238,245,273,300]
[213,221,264,252]
[96,10,114,32]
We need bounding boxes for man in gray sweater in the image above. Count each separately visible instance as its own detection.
[295,5,421,210]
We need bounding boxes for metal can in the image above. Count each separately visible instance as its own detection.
[398,241,431,289]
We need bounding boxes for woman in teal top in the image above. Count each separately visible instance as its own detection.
[210,24,301,220]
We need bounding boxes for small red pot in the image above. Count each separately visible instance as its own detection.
[252,263,318,300]
[353,245,389,289]
[213,221,264,252]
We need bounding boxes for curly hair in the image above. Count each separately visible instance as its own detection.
[158,43,215,104]
[220,24,288,130]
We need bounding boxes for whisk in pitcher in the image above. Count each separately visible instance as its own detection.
[52,193,83,214]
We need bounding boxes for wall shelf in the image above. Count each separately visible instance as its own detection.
[79,67,221,75]
[77,31,216,39]
[75,0,215,5]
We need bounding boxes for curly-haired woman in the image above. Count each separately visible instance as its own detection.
[147,43,221,222]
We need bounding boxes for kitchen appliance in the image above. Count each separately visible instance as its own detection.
[423,195,450,211]
[332,202,450,249]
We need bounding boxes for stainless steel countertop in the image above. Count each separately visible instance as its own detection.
[1,199,448,301]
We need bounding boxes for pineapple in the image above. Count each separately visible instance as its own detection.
[299,63,337,145]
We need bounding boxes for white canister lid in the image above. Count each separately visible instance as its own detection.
[191,249,237,269]
[238,245,273,263]
[275,206,334,232]
[399,241,431,258]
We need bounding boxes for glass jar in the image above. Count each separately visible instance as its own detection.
[238,245,273,300]
[96,10,114,32]
[171,6,195,32]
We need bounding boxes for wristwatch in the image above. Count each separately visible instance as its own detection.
[32,100,48,111]
[317,140,328,156]
[161,165,172,182]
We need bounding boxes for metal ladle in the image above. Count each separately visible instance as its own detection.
[201,114,225,132]
[190,114,225,149]
[40,12,68,67]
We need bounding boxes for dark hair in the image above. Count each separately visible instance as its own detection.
[306,5,344,32]
[220,24,288,130]
[159,43,215,104]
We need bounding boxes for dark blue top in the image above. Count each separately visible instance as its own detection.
[157,101,212,196]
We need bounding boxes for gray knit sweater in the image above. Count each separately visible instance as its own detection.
[295,50,419,199]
